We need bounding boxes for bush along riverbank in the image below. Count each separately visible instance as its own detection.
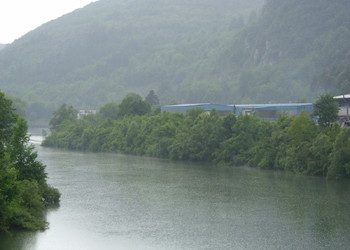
[0,92,60,234]
[42,94,350,180]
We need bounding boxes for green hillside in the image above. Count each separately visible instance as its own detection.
[0,0,264,121]
[211,0,350,103]
[0,0,349,122]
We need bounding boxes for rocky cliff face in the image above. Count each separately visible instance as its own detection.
[216,0,350,103]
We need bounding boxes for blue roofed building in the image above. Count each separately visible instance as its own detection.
[230,103,313,121]
[161,103,234,116]
[161,103,314,120]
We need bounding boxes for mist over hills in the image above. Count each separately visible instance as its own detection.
[0,0,349,121]
[0,0,264,118]
[215,0,350,103]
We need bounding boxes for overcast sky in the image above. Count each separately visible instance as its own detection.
[0,0,99,44]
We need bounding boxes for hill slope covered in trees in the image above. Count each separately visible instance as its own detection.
[0,0,349,121]
[0,0,264,121]
[210,0,350,104]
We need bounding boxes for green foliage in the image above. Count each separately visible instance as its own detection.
[9,96,26,117]
[170,109,225,161]
[286,111,316,145]
[328,128,350,179]
[41,183,60,205]
[0,91,60,233]
[215,114,268,165]
[145,90,160,106]
[118,93,151,117]
[0,92,17,153]
[99,102,119,120]
[307,134,333,176]
[313,94,339,127]
[43,92,350,180]
[9,117,47,183]
[49,104,77,131]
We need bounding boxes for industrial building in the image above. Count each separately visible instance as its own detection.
[161,103,314,121]
[161,103,234,116]
[161,94,350,123]
[334,94,350,119]
[231,103,313,121]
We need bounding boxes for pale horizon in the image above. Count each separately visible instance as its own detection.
[0,0,99,44]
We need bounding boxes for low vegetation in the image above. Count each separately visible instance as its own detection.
[43,93,350,180]
[0,92,60,233]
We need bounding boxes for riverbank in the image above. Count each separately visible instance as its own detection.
[0,92,60,234]
[42,104,350,180]
[2,144,350,249]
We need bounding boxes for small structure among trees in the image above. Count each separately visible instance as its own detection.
[334,94,350,126]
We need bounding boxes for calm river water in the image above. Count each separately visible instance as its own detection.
[1,133,350,249]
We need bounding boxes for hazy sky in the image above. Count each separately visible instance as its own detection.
[0,0,99,44]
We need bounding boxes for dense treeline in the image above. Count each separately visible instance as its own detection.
[43,94,350,180]
[0,92,60,233]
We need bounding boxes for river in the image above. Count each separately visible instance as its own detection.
[1,132,350,249]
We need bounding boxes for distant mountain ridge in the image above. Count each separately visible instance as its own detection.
[0,0,264,120]
[0,0,349,121]
[0,44,6,50]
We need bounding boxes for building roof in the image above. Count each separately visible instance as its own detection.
[334,94,350,99]
[162,103,210,107]
[161,103,233,111]
[229,103,312,107]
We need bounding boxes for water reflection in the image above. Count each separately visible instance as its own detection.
[1,140,350,249]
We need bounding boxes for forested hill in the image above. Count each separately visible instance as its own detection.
[212,0,350,103]
[0,44,6,50]
[0,0,350,122]
[0,0,264,120]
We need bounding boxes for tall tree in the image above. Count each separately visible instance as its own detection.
[313,94,339,127]
[99,102,119,120]
[145,90,160,106]
[328,128,350,179]
[49,104,77,131]
[0,92,17,153]
[118,93,151,117]
[0,91,60,233]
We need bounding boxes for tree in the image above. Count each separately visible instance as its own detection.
[0,91,60,233]
[145,90,160,106]
[0,92,17,155]
[49,104,77,131]
[118,93,151,117]
[328,128,350,179]
[9,117,47,183]
[307,134,333,176]
[313,94,339,127]
[99,102,119,119]
[281,111,317,173]
[287,111,316,145]
[9,95,26,117]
